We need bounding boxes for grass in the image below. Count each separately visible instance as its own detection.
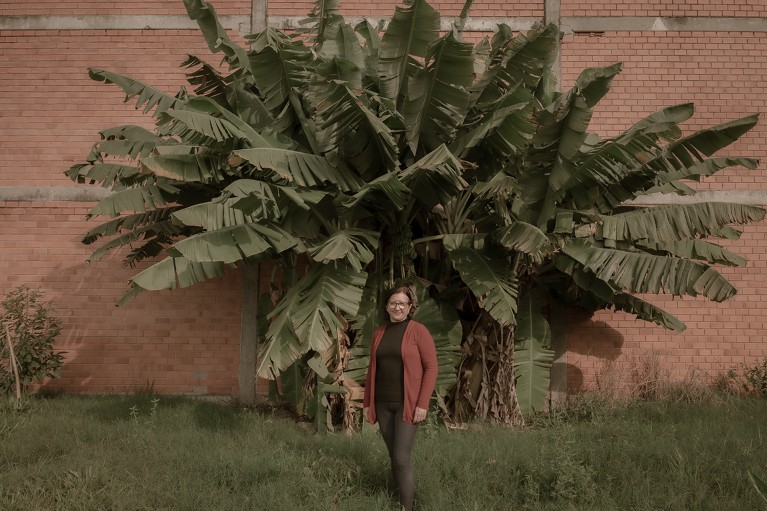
[1,393,766,511]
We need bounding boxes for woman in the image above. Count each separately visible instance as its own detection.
[362,286,438,511]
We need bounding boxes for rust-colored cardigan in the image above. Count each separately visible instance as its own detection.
[363,320,438,425]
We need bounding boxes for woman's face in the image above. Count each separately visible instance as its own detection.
[386,292,412,323]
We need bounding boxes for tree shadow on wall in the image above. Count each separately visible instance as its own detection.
[563,307,626,393]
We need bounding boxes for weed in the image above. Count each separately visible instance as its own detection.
[1,395,766,510]
[0,286,64,399]
[729,357,767,398]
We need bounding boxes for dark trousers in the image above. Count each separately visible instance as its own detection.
[375,401,419,511]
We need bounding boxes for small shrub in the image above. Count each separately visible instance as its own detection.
[728,357,767,398]
[0,285,64,396]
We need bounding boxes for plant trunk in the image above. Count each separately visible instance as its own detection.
[453,314,523,425]
[4,324,22,403]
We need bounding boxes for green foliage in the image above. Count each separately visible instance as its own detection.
[750,471,767,506]
[68,0,763,426]
[0,286,64,395]
[729,357,767,398]
[2,395,767,510]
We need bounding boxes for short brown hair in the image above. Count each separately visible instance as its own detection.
[384,286,418,318]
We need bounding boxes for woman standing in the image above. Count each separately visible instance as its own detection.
[363,286,438,511]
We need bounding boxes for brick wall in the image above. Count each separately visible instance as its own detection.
[1,0,765,399]
[0,201,250,394]
[561,0,765,18]
[0,0,251,16]
[560,28,767,390]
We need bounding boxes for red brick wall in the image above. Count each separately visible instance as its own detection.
[561,0,765,18]
[268,0,543,18]
[0,201,245,394]
[566,223,767,391]
[0,30,222,187]
[561,30,767,390]
[1,0,765,397]
[0,0,251,16]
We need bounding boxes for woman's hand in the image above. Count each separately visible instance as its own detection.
[363,407,370,422]
[413,407,427,423]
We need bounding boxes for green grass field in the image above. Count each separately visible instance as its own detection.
[1,394,766,510]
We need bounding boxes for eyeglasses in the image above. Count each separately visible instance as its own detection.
[386,301,411,309]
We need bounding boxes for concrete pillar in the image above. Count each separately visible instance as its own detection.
[237,0,269,405]
[544,0,568,409]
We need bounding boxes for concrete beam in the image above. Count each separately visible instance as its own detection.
[3,14,767,33]
[266,15,539,33]
[0,186,110,203]
[0,14,250,33]
[626,190,767,207]
[563,16,767,34]
[3,186,766,208]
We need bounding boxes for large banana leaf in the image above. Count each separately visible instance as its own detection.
[130,256,226,292]
[559,239,736,302]
[87,184,179,218]
[181,55,231,108]
[455,83,536,161]
[354,19,383,76]
[597,202,765,243]
[493,221,551,262]
[86,221,181,263]
[290,265,366,352]
[316,23,365,75]
[647,157,759,192]
[513,291,555,418]
[299,0,343,47]
[227,76,274,129]
[158,108,245,144]
[233,148,364,192]
[183,0,251,73]
[307,228,380,271]
[257,285,307,378]
[611,293,686,331]
[259,264,366,376]
[341,172,410,212]
[141,150,228,183]
[542,64,623,194]
[665,114,759,167]
[88,69,183,117]
[411,285,462,397]
[307,82,399,177]
[499,23,559,92]
[377,0,440,102]
[84,125,163,163]
[83,207,182,244]
[401,32,474,153]
[597,116,760,208]
[399,144,468,209]
[169,222,297,263]
[248,28,313,112]
[560,104,694,206]
[524,64,621,224]
[444,234,519,326]
[172,199,265,230]
[66,163,142,189]
[224,179,328,217]
[635,239,747,267]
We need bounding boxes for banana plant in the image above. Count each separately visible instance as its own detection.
[68,0,763,427]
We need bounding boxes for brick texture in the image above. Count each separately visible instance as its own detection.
[562,0,766,18]
[560,32,767,190]
[0,202,242,394]
[0,0,251,17]
[268,0,543,18]
[1,0,766,397]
